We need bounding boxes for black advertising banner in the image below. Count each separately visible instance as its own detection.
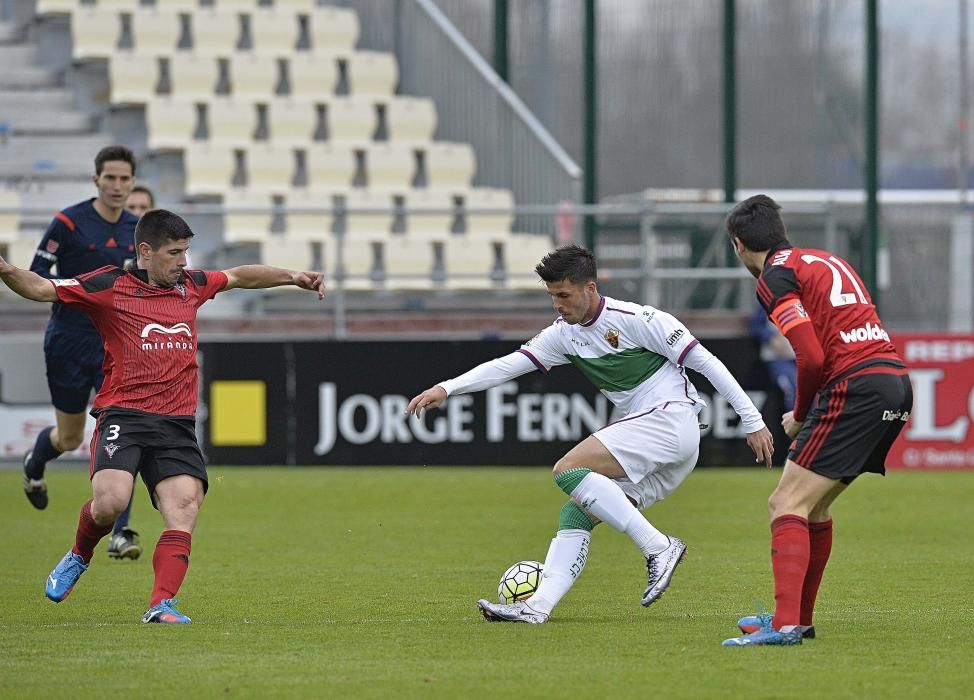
[200,338,787,467]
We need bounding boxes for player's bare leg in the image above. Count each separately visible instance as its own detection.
[142,475,204,624]
[551,436,687,607]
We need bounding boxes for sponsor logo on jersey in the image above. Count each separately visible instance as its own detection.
[771,250,793,266]
[140,322,194,351]
[104,443,119,459]
[666,328,684,346]
[642,310,656,323]
[52,278,79,287]
[604,328,619,348]
[838,322,890,344]
[882,409,910,422]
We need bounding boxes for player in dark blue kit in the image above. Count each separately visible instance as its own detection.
[22,145,144,560]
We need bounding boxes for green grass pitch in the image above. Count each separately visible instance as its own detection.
[1,466,971,699]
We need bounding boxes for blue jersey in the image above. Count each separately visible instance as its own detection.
[31,199,138,333]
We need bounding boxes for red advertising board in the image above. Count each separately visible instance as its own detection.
[888,333,974,469]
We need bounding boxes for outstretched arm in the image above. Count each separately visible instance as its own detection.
[223,264,325,300]
[682,343,774,466]
[0,254,57,302]
[406,351,539,417]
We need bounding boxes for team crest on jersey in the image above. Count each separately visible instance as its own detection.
[604,328,620,348]
[104,443,119,459]
[175,283,187,300]
[46,240,59,254]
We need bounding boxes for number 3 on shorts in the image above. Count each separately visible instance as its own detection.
[106,424,121,441]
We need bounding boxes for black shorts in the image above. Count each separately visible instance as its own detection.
[45,325,104,414]
[789,368,913,484]
[89,408,208,508]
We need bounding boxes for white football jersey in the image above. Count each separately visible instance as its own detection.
[519,295,704,416]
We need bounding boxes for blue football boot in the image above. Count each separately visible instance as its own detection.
[142,598,192,624]
[738,612,815,638]
[722,621,803,646]
[45,550,88,602]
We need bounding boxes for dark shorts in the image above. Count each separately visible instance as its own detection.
[89,408,208,508]
[44,325,104,414]
[789,368,913,484]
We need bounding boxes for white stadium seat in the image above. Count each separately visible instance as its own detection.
[344,189,394,235]
[223,190,274,244]
[170,54,220,99]
[345,51,398,96]
[288,53,340,98]
[260,238,315,271]
[131,9,181,55]
[386,97,437,143]
[384,236,437,290]
[505,234,554,288]
[0,191,21,243]
[184,145,236,196]
[146,98,197,151]
[463,188,514,236]
[424,142,476,190]
[246,146,295,195]
[365,144,415,191]
[268,99,318,146]
[72,10,119,61]
[229,54,279,98]
[110,52,159,104]
[36,0,78,16]
[309,6,360,52]
[284,190,335,242]
[305,143,357,192]
[444,237,498,289]
[191,10,241,55]
[209,98,259,147]
[251,8,300,56]
[328,98,377,143]
[404,189,454,237]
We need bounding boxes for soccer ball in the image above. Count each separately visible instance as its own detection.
[497,560,543,604]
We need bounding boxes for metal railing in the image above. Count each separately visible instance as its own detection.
[337,0,583,230]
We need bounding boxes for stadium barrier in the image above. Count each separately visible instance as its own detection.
[4,335,971,469]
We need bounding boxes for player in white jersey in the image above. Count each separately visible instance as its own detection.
[407,245,774,623]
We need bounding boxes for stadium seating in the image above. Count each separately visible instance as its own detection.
[190,10,241,56]
[222,189,274,244]
[71,10,118,61]
[130,9,181,55]
[109,52,159,104]
[169,53,220,99]
[386,97,437,143]
[0,191,21,243]
[43,0,546,290]
[145,98,197,151]
[424,142,476,190]
[208,98,259,147]
[345,51,398,96]
[309,6,360,51]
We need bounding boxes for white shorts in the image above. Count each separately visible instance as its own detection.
[591,402,701,510]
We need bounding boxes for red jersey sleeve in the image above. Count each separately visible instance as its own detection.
[756,264,801,315]
[771,298,824,422]
[52,266,121,314]
[185,269,229,305]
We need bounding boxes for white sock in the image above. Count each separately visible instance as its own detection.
[527,529,590,615]
[570,472,670,558]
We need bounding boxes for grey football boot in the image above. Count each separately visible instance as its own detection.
[477,599,549,624]
[641,536,687,606]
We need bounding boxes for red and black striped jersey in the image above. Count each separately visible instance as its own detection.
[52,266,228,417]
[756,242,902,387]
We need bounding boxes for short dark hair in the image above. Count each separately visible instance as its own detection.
[95,145,137,176]
[130,185,155,206]
[535,244,597,284]
[135,209,194,251]
[725,194,788,252]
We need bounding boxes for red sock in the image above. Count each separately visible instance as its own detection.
[72,500,113,564]
[800,519,833,626]
[770,514,810,630]
[150,530,192,607]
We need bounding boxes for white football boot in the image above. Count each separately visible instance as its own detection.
[477,599,549,624]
